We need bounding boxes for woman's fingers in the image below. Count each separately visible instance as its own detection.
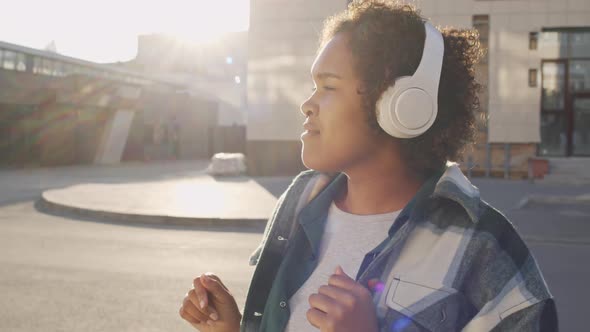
[180,273,241,330]
[308,292,339,314]
[186,289,218,321]
[181,296,209,324]
[179,305,202,325]
[193,276,209,309]
[306,308,328,329]
[200,274,232,304]
[203,273,229,292]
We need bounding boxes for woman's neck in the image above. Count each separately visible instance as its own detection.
[335,159,424,216]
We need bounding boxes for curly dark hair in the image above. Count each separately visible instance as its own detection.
[320,0,483,178]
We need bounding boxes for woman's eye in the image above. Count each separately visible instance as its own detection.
[323,86,335,91]
[311,86,335,92]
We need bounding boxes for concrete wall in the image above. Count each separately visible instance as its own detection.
[129,91,218,162]
[131,32,248,127]
[95,110,135,164]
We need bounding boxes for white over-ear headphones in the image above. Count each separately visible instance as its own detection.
[376,22,444,139]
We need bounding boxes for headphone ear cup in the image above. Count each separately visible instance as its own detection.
[395,88,435,130]
[376,77,436,139]
[376,22,443,139]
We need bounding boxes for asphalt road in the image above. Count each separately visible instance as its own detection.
[0,201,261,332]
[0,165,588,331]
[506,203,590,332]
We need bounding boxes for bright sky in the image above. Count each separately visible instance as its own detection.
[0,0,249,63]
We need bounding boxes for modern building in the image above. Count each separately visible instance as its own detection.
[0,40,223,167]
[246,0,590,177]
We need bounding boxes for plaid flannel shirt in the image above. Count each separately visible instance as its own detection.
[241,163,558,331]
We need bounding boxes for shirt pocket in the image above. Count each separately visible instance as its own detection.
[382,275,470,332]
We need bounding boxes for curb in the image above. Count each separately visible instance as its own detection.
[517,194,590,209]
[37,193,268,229]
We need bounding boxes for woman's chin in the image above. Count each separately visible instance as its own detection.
[301,154,321,171]
[301,153,338,173]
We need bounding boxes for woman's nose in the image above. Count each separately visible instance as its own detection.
[300,98,316,117]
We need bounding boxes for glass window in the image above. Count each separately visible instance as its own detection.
[53,61,65,76]
[540,113,567,156]
[570,60,590,93]
[33,57,41,74]
[541,30,590,58]
[570,32,590,58]
[573,97,590,155]
[41,58,53,75]
[16,53,26,71]
[529,69,538,87]
[2,50,16,70]
[542,62,566,110]
[473,15,489,42]
[529,32,538,50]
[540,32,568,58]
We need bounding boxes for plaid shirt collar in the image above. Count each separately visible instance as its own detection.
[296,162,481,258]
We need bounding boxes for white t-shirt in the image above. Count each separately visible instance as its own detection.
[284,201,401,332]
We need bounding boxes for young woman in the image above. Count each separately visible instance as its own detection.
[179,1,558,331]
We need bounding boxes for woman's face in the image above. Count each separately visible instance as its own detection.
[300,33,387,173]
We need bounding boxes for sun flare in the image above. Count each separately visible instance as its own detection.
[0,0,249,63]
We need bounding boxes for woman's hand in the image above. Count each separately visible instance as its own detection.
[179,273,242,332]
[306,266,379,332]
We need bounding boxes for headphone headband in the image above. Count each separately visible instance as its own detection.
[413,23,444,100]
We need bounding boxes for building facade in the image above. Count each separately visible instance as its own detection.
[0,41,222,167]
[120,32,249,158]
[124,31,248,127]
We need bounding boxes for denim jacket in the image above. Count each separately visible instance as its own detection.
[240,163,558,331]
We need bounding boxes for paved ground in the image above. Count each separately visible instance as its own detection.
[5,161,279,225]
[0,162,589,331]
[41,175,278,226]
[528,240,590,332]
[472,177,590,212]
[0,201,261,332]
[28,161,590,229]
